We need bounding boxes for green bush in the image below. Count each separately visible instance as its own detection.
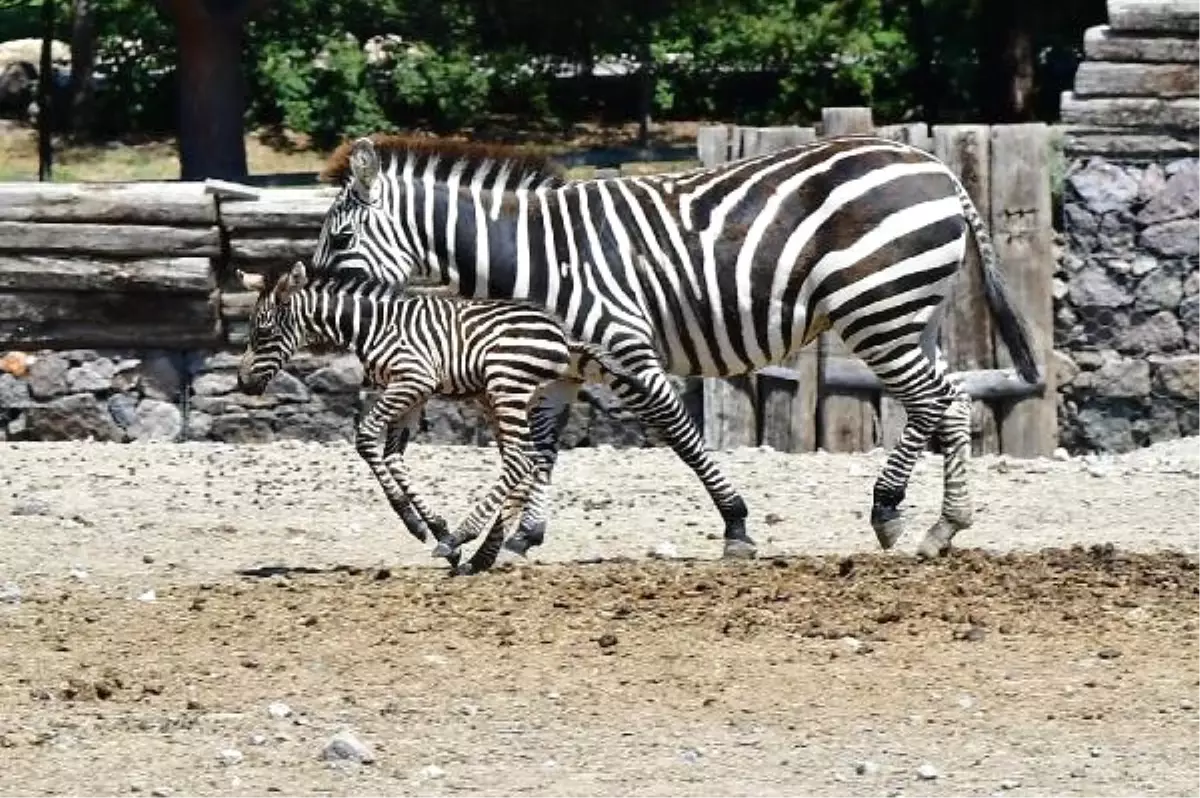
[384,42,490,131]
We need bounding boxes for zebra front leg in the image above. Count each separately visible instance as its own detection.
[382,408,450,541]
[596,346,754,559]
[432,393,537,562]
[916,390,973,559]
[504,380,578,557]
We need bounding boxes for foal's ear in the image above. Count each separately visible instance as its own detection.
[274,260,309,302]
[349,137,380,198]
[238,269,266,293]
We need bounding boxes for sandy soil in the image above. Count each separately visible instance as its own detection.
[0,439,1196,796]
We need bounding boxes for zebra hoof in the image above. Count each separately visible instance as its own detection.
[502,535,530,558]
[872,516,905,550]
[453,562,476,577]
[916,518,959,560]
[722,538,757,560]
[432,540,460,560]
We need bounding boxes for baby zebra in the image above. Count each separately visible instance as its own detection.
[236,260,619,574]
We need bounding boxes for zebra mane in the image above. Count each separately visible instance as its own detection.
[321,133,567,189]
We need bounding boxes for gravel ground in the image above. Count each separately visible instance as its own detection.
[0,438,1196,796]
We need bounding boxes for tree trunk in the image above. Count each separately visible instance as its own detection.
[68,0,96,139]
[979,0,1038,122]
[161,0,264,180]
[37,0,54,181]
[636,37,653,147]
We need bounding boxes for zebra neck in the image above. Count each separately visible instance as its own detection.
[294,287,389,353]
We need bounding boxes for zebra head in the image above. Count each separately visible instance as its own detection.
[311,138,418,285]
[236,261,309,395]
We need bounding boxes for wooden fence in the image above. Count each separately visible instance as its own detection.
[0,107,1055,456]
[691,109,1055,458]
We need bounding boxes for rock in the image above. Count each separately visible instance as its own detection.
[184,410,212,441]
[137,590,156,603]
[1134,270,1184,312]
[419,764,446,780]
[1153,356,1199,401]
[597,632,618,649]
[1137,162,1166,204]
[320,730,374,764]
[1068,161,1139,214]
[26,354,68,400]
[248,734,267,746]
[264,371,310,403]
[421,398,492,446]
[1140,220,1200,258]
[107,393,139,428]
[305,356,363,393]
[1180,295,1198,348]
[1089,357,1151,398]
[1138,160,1198,225]
[1119,311,1185,354]
[1068,267,1128,309]
[855,760,880,776]
[1049,350,1080,387]
[267,701,292,719]
[0,373,32,409]
[66,358,116,393]
[136,352,185,401]
[1053,447,1071,461]
[217,748,243,766]
[1131,255,1159,276]
[648,541,678,560]
[128,399,182,442]
[272,413,352,443]
[916,763,940,781]
[1075,407,1136,452]
[1097,647,1122,659]
[1000,778,1021,790]
[209,414,273,444]
[24,394,124,441]
[191,372,238,397]
[0,582,20,604]
[11,497,51,516]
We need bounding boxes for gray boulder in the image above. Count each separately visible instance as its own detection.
[128,399,182,441]
[1140,220,1200,258]
[306,356,364,393]
[1118,312,1185,354]
[191,372,238,397]
[1153,356,1199,401]
[1134,270,1184,312]
[1137,160,1198,226]
[24,394,124,441]
[0,373,32,409]
[1067,161,1139,214]
[265,371,310,403]
[26,354,68,400]
[210,413,273,443]
[1068,267,1129,308]
[67,357,116,393]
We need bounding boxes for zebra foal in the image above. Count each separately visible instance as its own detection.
[236,260,640,573]
[309,133,1040,561]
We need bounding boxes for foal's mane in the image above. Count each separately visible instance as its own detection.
[321,133,566,188]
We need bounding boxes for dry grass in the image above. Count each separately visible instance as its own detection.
[0,119,704,183]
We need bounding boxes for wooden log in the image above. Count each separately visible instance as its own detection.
[220,290,257,322]
[696,125,732,167]
[0,221,220,257]
[0,290,221,349]
[817,108,877,453]
[1083,25,1200,63]
[758,348,818,452]
[934,124,1001,454]
[989,124,1056,458]
[229,235,320,263]
[0,255,214,293]
[1107,0,1198,34]
[1061,126,1199,158]
[1060,92,1199,130]
[876,122,933,152]
[879,395,906,451]
[760,363,1044,401]
[703,374,758,449]
[218,188,337,231]
[1074,62,1199,98]
[0,182,215,224]
[755,126,817,153]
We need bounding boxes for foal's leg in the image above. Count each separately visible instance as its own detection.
[382,407,451,540]
[357,378,460,568]
[916,386,973,559]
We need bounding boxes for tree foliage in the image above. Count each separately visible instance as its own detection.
[0,0,1106,141]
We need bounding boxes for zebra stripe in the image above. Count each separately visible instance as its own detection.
[311,134,1039,560]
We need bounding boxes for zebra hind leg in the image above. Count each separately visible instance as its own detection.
[863,348,957,551]
[916,389,973,559]
[504,381,578,557]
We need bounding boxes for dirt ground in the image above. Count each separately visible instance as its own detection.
[0,438,1197,797]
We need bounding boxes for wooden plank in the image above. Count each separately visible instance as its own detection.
[0,222,220,257]
[1060,92,1199,130]
[760,363,1044,401]
[879,396,906,451]
[703,374,757,449]
[1074,62,1199,98]
[696,125,732,168]
[818,108,877,453]
[933,124,1000,454]
[220,290,257,322]
[1084,25,1200,62]
[990,124,1056,458]
[0,290,221,349]
[1107,0,1198,33]
[229,235,320,262]
[218,187,338,230]
[876,122,933,152]
[756,126,817,153]
[1061,126,1199,158]
[758,363,817,452]
[0,182,216,224]
[0,255,214,293]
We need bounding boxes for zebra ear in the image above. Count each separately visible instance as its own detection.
[238,269,265,293]
[274,261,308,302]
[349,137,380,196]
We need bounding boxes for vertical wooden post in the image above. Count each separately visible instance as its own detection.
[695,125,758,449]
[934,124,1001,455]
[37,0,54,182]
[989,123,1056,457]
[816,107,879,453]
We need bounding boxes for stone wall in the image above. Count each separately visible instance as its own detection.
[1056,157,1198,451]
[0,347,685,448]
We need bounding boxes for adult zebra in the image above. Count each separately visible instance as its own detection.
[310,134,1040,561]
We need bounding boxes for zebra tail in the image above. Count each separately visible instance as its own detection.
[953,180,1041,385]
